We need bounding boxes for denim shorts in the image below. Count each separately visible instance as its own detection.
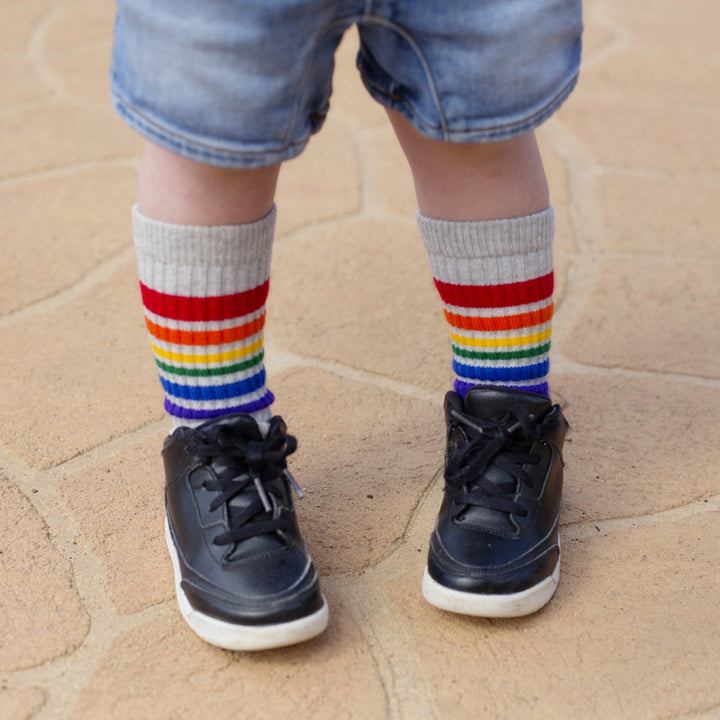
[110,0,582,168]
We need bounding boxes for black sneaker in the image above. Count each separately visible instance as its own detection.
[422,385,569,617]
[163,413,328,650]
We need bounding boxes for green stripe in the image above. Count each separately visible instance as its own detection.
[452,342,551,362]
[155,349,264,377]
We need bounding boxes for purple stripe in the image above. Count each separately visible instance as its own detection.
[165,389,274,420]
[454,379,549,399]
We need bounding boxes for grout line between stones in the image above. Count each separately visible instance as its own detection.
[26,3,70,103]
[2,602,173,720]
[265,342,444,406]
[0,156,141,190]
[667,701,720,720]
[541,117,604,351]
[563,493,720,543]
[324,466,443,580]
[0,243,135,327]
[41,416,167,481]
[0,415,172,717]
[579,0,628,70]
[595,165,720,180]
[551,355,720,389]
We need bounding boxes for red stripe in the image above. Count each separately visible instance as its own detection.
[139,280,269,322]
[434,272,553,309]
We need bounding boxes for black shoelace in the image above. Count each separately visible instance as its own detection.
[187,417,303,546]
[445,404,560,520]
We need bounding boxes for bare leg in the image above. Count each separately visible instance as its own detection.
[137,141,281,225]
[387,109,548,221]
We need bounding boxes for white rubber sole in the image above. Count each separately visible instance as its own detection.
[422,560,561,618]
[165,520,329,651]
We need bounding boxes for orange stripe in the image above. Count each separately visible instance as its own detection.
[145,314,265,346]
[444,303,553,332]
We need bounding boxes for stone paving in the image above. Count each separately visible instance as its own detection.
[1,0,719,718]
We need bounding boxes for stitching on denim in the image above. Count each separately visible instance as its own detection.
[445,72,581,141]
[357,16,449,139]
[111,87,308,166]
[280,15,357,150]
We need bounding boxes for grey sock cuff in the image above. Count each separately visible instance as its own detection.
[132,205,276,296]
[132,204,276,266]
[417,207,553,258]
[417,207,554,286]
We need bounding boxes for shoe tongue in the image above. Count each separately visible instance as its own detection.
[463,385,551,422]
[197,413,263,440]
[456,386,551,535]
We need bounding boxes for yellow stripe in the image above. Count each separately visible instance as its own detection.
[450,327,552,348]
[151,337,263,364]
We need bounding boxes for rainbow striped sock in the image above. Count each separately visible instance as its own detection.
[132,206,276,426]
[418,208,554,398]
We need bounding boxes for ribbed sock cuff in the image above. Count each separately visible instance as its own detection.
[418,207,554,286]
[132,204,276,296]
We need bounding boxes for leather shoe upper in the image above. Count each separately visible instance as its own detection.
[428,385,569,595]
[163,414,323,625]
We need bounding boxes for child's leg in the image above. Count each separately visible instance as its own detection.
[388,110,548,222]
[137,142,279,225]
[132,142,329,649]
[134,141,281,428]
[389,111,554,398]
[389,110,567,617]
[111,0,354,649]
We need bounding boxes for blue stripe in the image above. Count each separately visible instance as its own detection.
[165,390,275,419]
[453,359,550,383]
[455,379,549,398]
[160,368,266,401]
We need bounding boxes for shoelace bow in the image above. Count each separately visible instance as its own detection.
[446,403,560,519]
[187,417,303,546]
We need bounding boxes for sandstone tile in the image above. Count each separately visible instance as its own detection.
[0,0,53,56]
[597,171,719,258]
[0,164,136,315]
[0,261,160,469]
[556,99,720,172]
[575,49,720,112]
[0,103,141,179]
[72,590,388,720]
[39,0,117,106]
[331,27,389,129]
[607,0,720,58]
[59,429,172,615]
[555,374,720,524]
[537,128,570,207]
[269,219,451,393]
[580,11,615,60]
[551,251,572,313]
[0,56,54,107]
[41,0,116,53]
[0,687,46,720]
[374,512,720,720]
[270,367,444,573]
[561,256,719,377]
[551,206,575,259]
[275,115,360,237]
[537,127,576,255]
[0,476,89,671]
[42,41,114,107]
